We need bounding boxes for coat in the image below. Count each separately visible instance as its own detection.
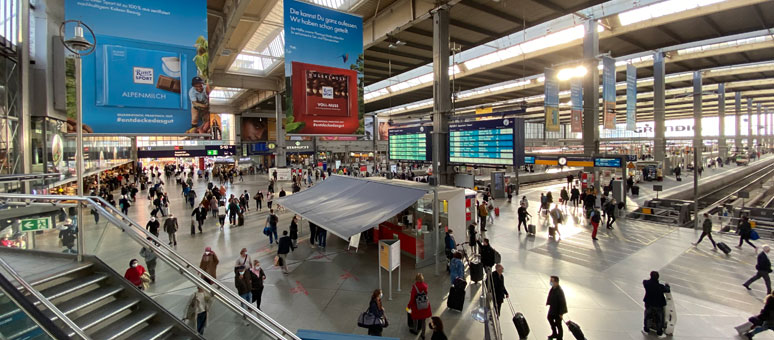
[450,258,464,285]
[546,286,568,316]
[643,278,667,307]
[277,236,294,255]
[234,270,252,295]
[478,242,496,268]
[199,253,219,280]
[408,282,432,320]
[163,217,178,233]
[739,220,752,238]
[490,271,508,303]
[250,268,266,291]
[191,208,207,221]
[756,251,772,273]
[184,290,212,327]
[702,218,712,233]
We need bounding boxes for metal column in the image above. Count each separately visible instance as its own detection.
[735,93,742,152]
[653,52,666,166]
[748,98,753,152]
[692,71,701,229]
[757,103,762,152]
[275,93,287,168]
[718,84,727,160]
[582,20,599,157]
[19,0,31,193]
[431,7,450,186]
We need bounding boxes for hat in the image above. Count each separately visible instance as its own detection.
[205,246,212,252]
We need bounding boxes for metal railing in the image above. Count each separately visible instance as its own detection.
[0,193,301,340]
[0,256,91,340]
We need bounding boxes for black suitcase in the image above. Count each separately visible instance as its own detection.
[469,257,484,283]
[238,213,245,226]
[447,284,465,311]
[507,298,530,339]
[721,225,731,233]
[631,186,640,195]
[407,311,417,334]
[527,224,536,235]
[717,242,732,255]
[548,226,556,238]
[566,320,586,340]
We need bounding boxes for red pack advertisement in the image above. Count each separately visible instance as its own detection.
[291,62,359,135]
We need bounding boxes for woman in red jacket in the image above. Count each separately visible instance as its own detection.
[124,259,147,290]
[408,273,432,338]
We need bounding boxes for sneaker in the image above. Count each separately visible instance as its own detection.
[744,284,752,290]
[692,242,697,246]
[592,238,599,241]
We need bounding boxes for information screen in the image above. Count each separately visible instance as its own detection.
[449,119,515,165]
[594,157,622,168]
[388,126,431,162]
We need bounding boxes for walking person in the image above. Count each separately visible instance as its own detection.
[235,248,252,270]
[184,287,213,335]
[486,199,495,226]
[146,217,160,239]
[139,242,157,283]
[590,206,601,241]
[289,215,299,248]
[450,252,464,285]
[549,205,563,239]
[277,230,295,274]
[517,203,531,233]
[255,191,263,211]
[309,221,318,248]
[191,204,207,234]
[520,195,529,209]
[546,276,568,340]
[209,196,218,218]
[738,215,758,250]
[560,187,569,207]
[199,247,219,284]
[367,289,386,336]
[317,227,328,250]
[264,209,279,245]
[407,273,432,337]
[124,259,149,291]
[227,199,240,226]
[490,264,509,316]
[249,260,266,309]
[744,245,772,294]
[570,186,580,207]
[164,214,178,246]
[478,201,489,232]
[217,202,226,230]
[693,213,717,250]
[643,270,668,336]
[234,266,252,307]
[604,198,617,229]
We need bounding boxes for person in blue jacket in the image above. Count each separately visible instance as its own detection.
[450,252,464,285]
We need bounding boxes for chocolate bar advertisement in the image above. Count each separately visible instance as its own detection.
[66,0,208,135]
[284,0,364,136]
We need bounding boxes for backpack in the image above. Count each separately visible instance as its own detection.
[591,211,601,223]
[478,204,488,217]
[269,214,278,226]
[414,284,429,310]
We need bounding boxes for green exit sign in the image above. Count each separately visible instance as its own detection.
[207,150,218,156]
[20,217,52,232]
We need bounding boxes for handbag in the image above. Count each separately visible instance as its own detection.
[140,271,151,290]
[357,310,386,328]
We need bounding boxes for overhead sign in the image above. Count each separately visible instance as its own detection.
[594,157,623,168]
[66,0,208,135]
[626,64,637,131]
[20,217,52,232]
[653,185,663,192]
[388,126,432,162]
[284,0,364,135]
[138,145,236,158]
[570,77,583,133]
[449,119,518,165]
[524,156,536,164]
[544,68,560,132]
[602,56,616,130]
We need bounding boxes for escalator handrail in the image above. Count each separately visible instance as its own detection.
[0,193,299,340]
[0,268,71,340]
[0,257,91,340]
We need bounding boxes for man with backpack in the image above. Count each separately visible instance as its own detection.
[478,201,488,232]
[264,209,279,245]
[590,207,602,241]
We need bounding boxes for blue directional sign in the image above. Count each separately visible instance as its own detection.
[594,157,623,168]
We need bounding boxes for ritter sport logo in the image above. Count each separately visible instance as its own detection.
[133,67,154,84]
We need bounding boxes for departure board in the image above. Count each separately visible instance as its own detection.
[388,126,432,162]
[449,119,516,165]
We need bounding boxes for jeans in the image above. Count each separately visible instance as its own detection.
[278,253,288,273]
[317,230,327,248]
[268,225,278,244]
[739,236,757,249]
[167,232,177,245]
[744,270,772,294]
[196,311,207,335]
[252,288,263,309]
[606,215,616,228]
[696,231,716,247]
[517,219,528,232]
[239,292,252,308]
[644,305,664,334]
[748,321,774,337]
[548,314,563,339]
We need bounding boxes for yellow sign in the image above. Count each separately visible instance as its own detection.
[475,107,493,114]
[627,162,636,169]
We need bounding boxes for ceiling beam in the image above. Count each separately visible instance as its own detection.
[460,0,525,26]
[210,72,280,91]
[365,56,416,68]
[449,19,499,37]
[701,17,724,37]
[369,47,431,62]
[404,27,475,47]
[657,26,683,44]
[210,0,256,66]
[534,0,566,13]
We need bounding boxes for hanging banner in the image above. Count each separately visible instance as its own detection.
[284,0,364,136]
[544,68,560,132]
[65,0,208,135]
[602,56,616,130]
[570,77,583,133]
[626,64,637,131]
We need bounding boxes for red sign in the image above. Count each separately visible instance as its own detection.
[290,62,359,135]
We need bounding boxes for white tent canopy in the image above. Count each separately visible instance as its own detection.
[274,176,428,240]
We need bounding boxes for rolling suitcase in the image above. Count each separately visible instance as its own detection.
[494,207,500,217]
[469,256,484,283]
[446,278,466,311]
[664,284,676,336]
[238,213,245,226]
[407,311,417,334]
[548,226,556,238]
[717,242,732,255]
[565,320,586,340]
[527,224,536,235]
[507,298,530,339]
[631,185,640,195]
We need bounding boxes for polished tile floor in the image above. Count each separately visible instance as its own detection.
[28,171,774,339]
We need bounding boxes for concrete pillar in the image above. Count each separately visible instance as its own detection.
[735,92,742,152]
[653,52,666,166]
[431,8,450,185]
[130,137,138,166]
[748,98,753,152]
[757,103,762,152]
[582,20,599,157]
[692,71,701,229]
[275,93,287,168]
[764,105,768,149]
[718,84,727,159]
[19,0,31,192]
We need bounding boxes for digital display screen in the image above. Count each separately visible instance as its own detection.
[449,119,515,165]
[388,126,431,162]
[524,156,535,164]
[594,157,622,168]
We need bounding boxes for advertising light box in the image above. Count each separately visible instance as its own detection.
[449,119,516,165]
[388,126,431,162]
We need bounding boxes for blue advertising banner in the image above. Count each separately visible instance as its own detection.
[388,126,432,162]
[626,64,637,131]
[66,0,208,135]
[284,0,364,135]
[570,78,583,133]
[544,68,560,132]
[602,56,616,130]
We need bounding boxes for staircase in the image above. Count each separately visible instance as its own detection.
[0,248,202,340]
